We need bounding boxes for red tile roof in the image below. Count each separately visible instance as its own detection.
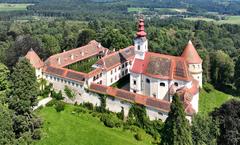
[43,66,86,85]
[89,83,196,116]
[181,40,202,64]
[131,52,191,81]
[25,49,44,69]
[95,46,135,71]
[45,40,108,67]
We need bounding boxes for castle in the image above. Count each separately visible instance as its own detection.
[26,19,202,121]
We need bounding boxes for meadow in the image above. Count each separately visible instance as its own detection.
[199,87,232,115]
[185,16,240,25]
[127,7,187,13]
[0,3,32,12]
[34,105,153,145]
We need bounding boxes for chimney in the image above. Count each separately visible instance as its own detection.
[57,57,61,64]
[98,43,102,48]
[71,54,74,60]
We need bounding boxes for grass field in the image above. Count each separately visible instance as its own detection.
[127,7,187,13]
[0,3,33,12]
[199,88,232,115]
[34,105,153,145]
[185,16,240,25]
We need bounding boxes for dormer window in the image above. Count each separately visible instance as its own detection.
[70,54,74,60]
[160,82,165,87]
[174,82,179,87]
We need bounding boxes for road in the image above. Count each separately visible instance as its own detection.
[33,97,52,111]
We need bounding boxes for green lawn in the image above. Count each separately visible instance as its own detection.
[127,7,148,12]
[199,88,232,115]
[127,7,187,13]
[185,15,240,25]
[34,105,152,145]
[65,57,98,73]
[0,3,33,12]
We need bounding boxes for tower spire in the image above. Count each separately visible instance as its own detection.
[136,19,147,37]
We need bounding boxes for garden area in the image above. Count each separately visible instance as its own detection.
[65,56,98,73]
[111,75,130,90]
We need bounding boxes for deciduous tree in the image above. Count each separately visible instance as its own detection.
[211,99,240,145]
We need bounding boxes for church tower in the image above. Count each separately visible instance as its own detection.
[134,19,148,60]
[182,40,203,87]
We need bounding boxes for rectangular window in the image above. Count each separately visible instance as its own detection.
[138,45,140,50]
[134,80,136,85]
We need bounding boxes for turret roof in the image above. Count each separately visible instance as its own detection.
[181,40,202,64]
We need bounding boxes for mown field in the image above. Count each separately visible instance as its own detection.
[185,16,240,25]
[0,3,32,12]
[34,105,153,145]
[199,87,232,115]
[127,7,187,13]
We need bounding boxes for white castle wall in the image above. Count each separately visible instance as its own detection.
[146,107,168,121]
[43,73,172,121]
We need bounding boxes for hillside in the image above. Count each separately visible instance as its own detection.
[34,105,153,145]
[199,87,232,115]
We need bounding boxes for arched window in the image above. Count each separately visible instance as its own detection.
[138,45,140,50]
[146,78,150,83]
[160,82,165,87]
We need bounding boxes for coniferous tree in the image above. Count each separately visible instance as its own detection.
[161,94,192,145]
[0,63,10,103]
[8,58,41,140]
[0,104,15,145]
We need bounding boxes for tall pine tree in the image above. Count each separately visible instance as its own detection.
[161,94,192,145]
[0,63,10,103]
[8,58,41,140]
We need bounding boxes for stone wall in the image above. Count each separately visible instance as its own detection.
[45,73,170,121]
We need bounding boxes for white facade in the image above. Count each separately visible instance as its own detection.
[134,37,148,60]
[188,64,203,88]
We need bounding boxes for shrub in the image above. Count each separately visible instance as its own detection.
[51,90,64,100]
[123,124,140,133]
[46,99,57,107]
[135,130,145,141]
[55,101,65,112]
[92,112,101,118]
[32,129,41,140]
[64,86,76,99]
[117,107,124,120]
[203,83,214,93]
[73,107,87,114]
[100,114,122,128]
[82,102,94,110]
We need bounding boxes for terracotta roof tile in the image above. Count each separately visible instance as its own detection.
[45,40,108,67]
[96,46,135,70]
[25,49,44,69]
[131,52,191,81]
[43,66,86,85]
[181,40,202,64]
